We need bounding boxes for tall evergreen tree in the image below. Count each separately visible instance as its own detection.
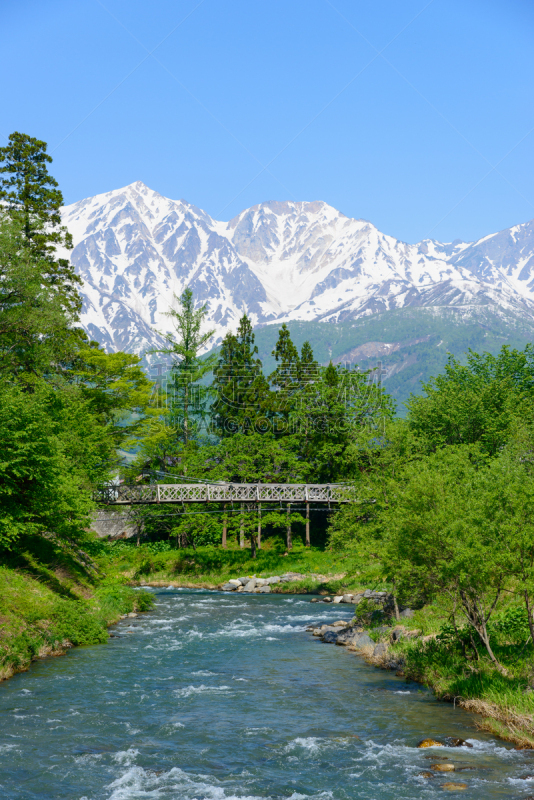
[269,324,300,430]
[151,287,215,446]
[211,314,271,436]
[0,132,82,315]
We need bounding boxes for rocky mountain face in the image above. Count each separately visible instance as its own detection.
[61,181,534,355]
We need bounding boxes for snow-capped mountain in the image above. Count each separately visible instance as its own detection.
[61,181,534,355]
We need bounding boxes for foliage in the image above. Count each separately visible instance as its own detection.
[0,212,85,378]
[211,314,271,436]
[406,346,534,455]
[0,382,101,550]
[150,287,216,445]
[0,131,82,316]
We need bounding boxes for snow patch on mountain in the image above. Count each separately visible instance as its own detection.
[61,182,534,355]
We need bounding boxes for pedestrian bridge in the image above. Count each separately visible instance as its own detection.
[95,483,353,505]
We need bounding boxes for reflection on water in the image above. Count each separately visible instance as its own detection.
[0,588,532,799]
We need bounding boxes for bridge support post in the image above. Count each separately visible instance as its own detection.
[222,503,227,549]
[240,503,245,548]
[305,502,310,547]
[257,503,262,550]
[286,503,292,551]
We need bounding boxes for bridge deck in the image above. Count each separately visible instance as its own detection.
[95,483,352,505]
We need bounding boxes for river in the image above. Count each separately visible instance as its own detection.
[0,588,532,799]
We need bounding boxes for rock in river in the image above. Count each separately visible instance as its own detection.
[417,739,444,748]
[431,763,455,772]
[442,783,467,791]
[445,737,473,748]
[322,631,339,644]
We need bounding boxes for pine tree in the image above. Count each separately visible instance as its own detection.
[0,132,82,315]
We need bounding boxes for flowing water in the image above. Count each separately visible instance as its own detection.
[1,588,533,800]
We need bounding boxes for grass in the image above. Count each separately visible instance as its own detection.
[95,537,369,593]
[0,557,154,682]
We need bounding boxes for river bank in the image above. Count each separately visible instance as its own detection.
[5,534,534,753]
[0,565,154,682]
[1,587,531,800]
[306,610,534,750]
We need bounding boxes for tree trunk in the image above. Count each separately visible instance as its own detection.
[286,503,292,551]
[524,589,534,647]
[222,503,227,549]
[392,581,400,622]
[459,589,507,674]
[305,502,310,547]
[257,503,262,549]
[240,503,245,548]
[251,527,256,559]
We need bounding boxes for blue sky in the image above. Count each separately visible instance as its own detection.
[2,0,534,243]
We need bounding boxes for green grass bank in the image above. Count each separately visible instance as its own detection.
[0,537,155,682]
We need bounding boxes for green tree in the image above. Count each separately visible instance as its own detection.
[151,288,216,446]
[0,382,107,551]
[211,314,271,436]
[383,445,509,672]
[269,324,301,430]
[293,362,394,482]
[406,346,534,455]
[0,212,85,379]
[0,132,82,316]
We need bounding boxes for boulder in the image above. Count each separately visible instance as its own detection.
[441,783,467,792]
[322,630,339,644]
[444,738,473,748]
[391,628,404,642]
[128,612,138,618]
[221,583,236,591]
[267,576,281,584]
[351,633,374,649]
[333,620,349,627]
[417,739,444,748]
[257,585,271,593]
[373,643,388,659]
[228,579,241,587]
[255,578,267,587]
[400,608,415,618]
[431,763,455,772]
[323,597,332,603]
[333,596,343,604]
[336,628,369,647]
[342,594,354,603]
[244,579,257,592]
[310,597,319,603]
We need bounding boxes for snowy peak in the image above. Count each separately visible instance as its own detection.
[61,182,534,355]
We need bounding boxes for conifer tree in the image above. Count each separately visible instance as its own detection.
[151,287,215,446]
[269,324,300,429]
[211,314,271,436]
[0,132,82,315]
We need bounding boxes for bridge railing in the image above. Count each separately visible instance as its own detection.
[94,483,354,505]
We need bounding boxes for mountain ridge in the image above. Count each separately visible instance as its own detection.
[61,181,534,356]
